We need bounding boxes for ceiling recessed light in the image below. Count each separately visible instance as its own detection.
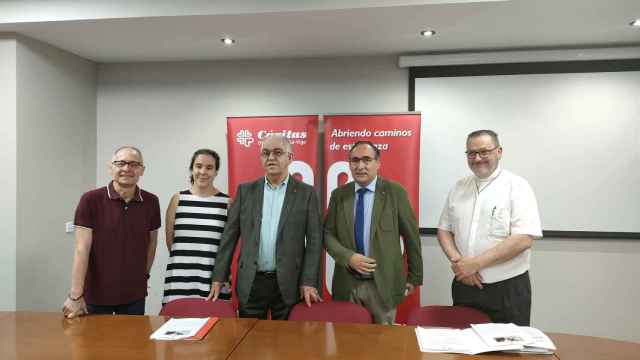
[221,37,236,46]
[420,30,436,38]
[631,19,640,27]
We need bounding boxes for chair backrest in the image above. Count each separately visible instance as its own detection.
[159,298,237,318]
[288,301,372,324]
[406,305,491,328]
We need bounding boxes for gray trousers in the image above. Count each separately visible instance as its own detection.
[349,278,397,324]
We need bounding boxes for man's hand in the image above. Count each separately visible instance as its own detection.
[207,281,222,301]
[62,296,87,318]
[451,256,484,289]
[348,254,376,274]
[459,273,484,289]
[405,283,416,296]
[451,256,482,280]
[300,286,322,307]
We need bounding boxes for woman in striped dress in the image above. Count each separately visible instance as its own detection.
[162,149,231,305]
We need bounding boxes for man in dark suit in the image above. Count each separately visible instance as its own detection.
[325,140,423,324]
[208,134,323,319]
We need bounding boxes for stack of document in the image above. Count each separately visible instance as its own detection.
[415,323,556,355]
[150,317,219,341]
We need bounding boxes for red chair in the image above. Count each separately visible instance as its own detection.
[406,305,491,328]
[288,301,372,324]
[159,298,237,318]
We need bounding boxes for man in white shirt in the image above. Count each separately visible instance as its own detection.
[437,130,542,325]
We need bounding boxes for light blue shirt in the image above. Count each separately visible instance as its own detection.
[354,177,377,257]
[258,175,289,271]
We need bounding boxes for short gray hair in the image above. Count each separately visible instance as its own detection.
[467,130,500,147]
[261,134,292,153]
[113,145,144,163]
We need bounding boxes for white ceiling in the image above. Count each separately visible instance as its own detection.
[0,0,638,63]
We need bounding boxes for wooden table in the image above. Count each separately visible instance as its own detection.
[549,333,639,360]
[0,311,257,360]
[228,319,556,360]
[0,312,638,360]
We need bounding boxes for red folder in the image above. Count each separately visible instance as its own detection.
[185,317,219,340]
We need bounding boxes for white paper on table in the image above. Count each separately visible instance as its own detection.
[505,327,556,354]
[415,327,467,353]
[471,323,534,349]
[415,327,522,355]
[150,318,210,340]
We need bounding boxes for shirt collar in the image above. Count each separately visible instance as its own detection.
[482,166,501,181]
[474,166,502,191]
[354,176,377,194]
[264,174,289,190]
[107,181,143,202]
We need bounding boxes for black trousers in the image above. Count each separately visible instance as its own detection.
[87,298,145,315]
[452,271,531,326]
[238,272,292,320]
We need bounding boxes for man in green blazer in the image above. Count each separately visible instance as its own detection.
[208,135,323,319]
[325,140,423,324]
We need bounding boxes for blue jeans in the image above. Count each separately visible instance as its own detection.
[87,298,146,315]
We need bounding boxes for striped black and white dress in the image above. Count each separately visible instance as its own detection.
[162,190,231,304]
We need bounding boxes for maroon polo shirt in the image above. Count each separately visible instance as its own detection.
[74,181,161,305]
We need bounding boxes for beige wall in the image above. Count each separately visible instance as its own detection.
[0,35,17,311]
[15,36,96,311]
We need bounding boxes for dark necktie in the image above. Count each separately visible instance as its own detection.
[355,188,368,255]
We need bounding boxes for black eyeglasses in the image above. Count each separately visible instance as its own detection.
[465,146,499,159]
[261,149,288,158]
[349,156,375,166]
[112,160,143,169]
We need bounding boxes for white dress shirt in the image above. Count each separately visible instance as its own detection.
[438,167,543,283]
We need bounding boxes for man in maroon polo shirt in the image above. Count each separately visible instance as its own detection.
[62,146,161,317]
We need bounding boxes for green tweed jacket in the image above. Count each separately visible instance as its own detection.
[325,177,423,308]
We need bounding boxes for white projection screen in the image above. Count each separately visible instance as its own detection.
[412,61,640,236]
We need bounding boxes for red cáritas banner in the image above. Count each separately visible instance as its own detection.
[226,115,320,312]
